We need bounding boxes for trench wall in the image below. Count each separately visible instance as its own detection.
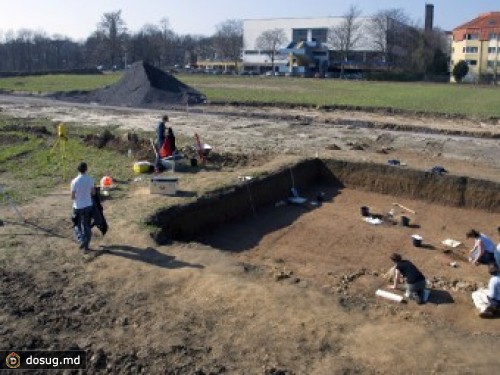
[319,160,500,212]
[148,159,319,243]
[148,159,500,243]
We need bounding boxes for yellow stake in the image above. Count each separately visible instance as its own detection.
[50,123,68,180]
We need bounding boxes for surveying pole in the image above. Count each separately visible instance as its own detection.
[50,123,68,179]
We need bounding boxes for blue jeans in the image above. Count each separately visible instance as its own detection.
[73,206,92,250]
[478,251,495,265]
[406,279,427,304]
[494,249,500,268]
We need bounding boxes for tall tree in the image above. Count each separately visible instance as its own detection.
[214,19,243,71]
[328,5,363,78]
[407,28,449,78]
[85,31,107,67]
[369,8,412,69]
[98,10,127,68]
[159,18,175,67]
[129,24,163,66]
[255,28,287,74]
[453,60,469,83]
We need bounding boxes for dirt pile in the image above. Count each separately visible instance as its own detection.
[0,124,50,136]
[206,151,275,168]
[83,130,153,160]
[87,62,205,108]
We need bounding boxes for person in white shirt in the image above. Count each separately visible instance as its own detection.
[471,263,500,318]
[70,162,95,253]
[467,229,496,265]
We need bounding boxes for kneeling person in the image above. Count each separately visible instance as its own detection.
[389,253,427,304]
[471,263,500,318]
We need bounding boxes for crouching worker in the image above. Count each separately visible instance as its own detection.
[471,263,500,318]
[467,229,496,265]
[389,253,427,304]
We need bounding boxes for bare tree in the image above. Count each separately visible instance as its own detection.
[130,24,164,66]
[369,8,411,69]
[98,10,127,68]
[214,19,243,71]
[85,31,107,67]
[328,5,363,78]
[255,28,287,74]
[159,18,175,67]
[420,28,450,77]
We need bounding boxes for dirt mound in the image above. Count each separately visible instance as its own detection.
[206,151,274,168]
[0,133,28,145]
[0,124,50,136]
[86,62,205,108]
[83,130,154,160]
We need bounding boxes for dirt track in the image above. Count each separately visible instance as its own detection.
[1,94,499,182]
[1,95,500,374]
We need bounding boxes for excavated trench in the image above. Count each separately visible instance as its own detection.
[147,159,500,244]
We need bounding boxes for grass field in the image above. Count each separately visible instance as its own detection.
[180,74,500,118]
[0,117,134,202]
[0,73,120,92]
[1,72,499,117]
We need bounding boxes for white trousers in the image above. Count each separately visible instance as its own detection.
[471,289,490,313]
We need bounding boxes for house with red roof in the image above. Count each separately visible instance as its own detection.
[451,12,500,82]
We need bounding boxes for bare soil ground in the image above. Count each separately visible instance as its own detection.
[1,95,500,374]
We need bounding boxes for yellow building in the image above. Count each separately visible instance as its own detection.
[450,12,500,82]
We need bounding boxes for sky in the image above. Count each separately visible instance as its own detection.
[0,0,498,41]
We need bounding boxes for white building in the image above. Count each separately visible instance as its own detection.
[242,17,382,74]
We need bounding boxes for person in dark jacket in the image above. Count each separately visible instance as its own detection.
[90,187,108,236]
[155,115,170,172]
[389,253,427,304]
[156,115,169,150]
[166,127,176,153]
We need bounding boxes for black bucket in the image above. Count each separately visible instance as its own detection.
[360,206,370,217]
[401,216,410,227]
[412,236,423,247]
[190,158,198,167]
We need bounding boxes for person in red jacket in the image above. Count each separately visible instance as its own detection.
[160,127,176,158]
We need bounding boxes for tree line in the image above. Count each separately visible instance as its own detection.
[0,10,241,73]
[0,7,448,77]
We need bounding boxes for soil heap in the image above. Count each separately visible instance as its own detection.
[87,61,205,108]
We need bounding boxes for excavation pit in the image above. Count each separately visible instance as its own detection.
[147,158,500,247]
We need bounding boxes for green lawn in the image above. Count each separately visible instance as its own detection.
[1,72,499,118]
[0,73,121,92]
[180,75,500,118]
[0,117,134,202]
